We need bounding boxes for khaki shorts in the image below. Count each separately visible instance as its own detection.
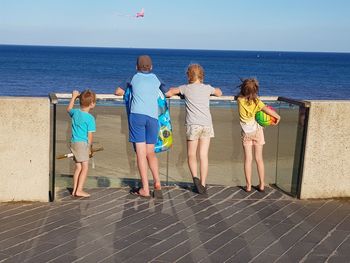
[186,125,214,141]
[241,127,265,146]
[70,142,90,162]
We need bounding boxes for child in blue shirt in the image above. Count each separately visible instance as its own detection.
[115,55,168,198]
[67,89,96,197]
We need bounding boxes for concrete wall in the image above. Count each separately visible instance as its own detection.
[0,97,50,202]
[300,101,350,199]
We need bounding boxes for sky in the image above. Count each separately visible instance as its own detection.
[0,0,349,52]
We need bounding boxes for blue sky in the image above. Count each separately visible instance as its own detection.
[0,0,349,52]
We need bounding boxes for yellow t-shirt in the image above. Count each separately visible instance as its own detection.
[237,97,265,123]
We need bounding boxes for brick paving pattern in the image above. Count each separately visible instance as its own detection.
[0,186,349,263]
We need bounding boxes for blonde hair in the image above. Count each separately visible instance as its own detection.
[187,64,204,84]
[79,89,96,107]
[238,78,259,104]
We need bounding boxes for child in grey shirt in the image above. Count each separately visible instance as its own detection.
[166,64,222,194]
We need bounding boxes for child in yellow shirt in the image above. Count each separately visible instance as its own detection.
[237,78,280,192]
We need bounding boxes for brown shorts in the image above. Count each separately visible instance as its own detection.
[70,142,90,162]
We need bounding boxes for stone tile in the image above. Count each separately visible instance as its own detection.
[274,242,317,262]
[333,237,350,256]
[155,240,193,262]
[327,255,350,263]
[226,245,266,263]
[263,226,309,256]
[302,254,329,263]
[249,253,280,263]
[0,252,9,261]
[206,238,247,262]
[0,187,350,262]
[336,216,350,231]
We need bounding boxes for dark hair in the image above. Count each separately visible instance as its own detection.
[80,89,96,107]
[187,64,204,84]
[137,55,152,72]
[238,78,259,104]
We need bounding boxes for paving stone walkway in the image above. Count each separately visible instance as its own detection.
[0,186,349,263]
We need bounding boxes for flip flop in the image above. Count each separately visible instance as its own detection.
[254,185,265,193]
[192,177,201,193]
[240,186,251,193]
[130,187,151,199]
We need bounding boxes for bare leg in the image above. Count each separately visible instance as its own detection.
[198,137,211,187]
[187,140,199,178]
[254,145,265,191]
[135,142,151,196]
[75,161,90,197]
[146,144,160,189]
[243,144,253,191]
[72,162,82,195]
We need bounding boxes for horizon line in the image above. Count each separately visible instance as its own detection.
[1,43,350,55]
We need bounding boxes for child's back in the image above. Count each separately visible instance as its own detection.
[178,83,215,127]
[165,64,222,194]
[237,78,280,193]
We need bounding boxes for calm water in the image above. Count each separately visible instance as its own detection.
[1,45,350,99]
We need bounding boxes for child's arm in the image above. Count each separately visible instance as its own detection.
[66,90,80,113]
[165,87,180,98]
[114,87,125,96]
[262,106,281,125]
[88,132,93,156]
[212,88,222,97]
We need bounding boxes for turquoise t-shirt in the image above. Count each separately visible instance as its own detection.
[69,109,96,143]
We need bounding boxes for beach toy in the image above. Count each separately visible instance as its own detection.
[56,146,104,159]
[124,88,173,153]
[255,106,277,127]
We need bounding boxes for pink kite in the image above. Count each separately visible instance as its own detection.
[136,8,144,18]
[116,8,145,18]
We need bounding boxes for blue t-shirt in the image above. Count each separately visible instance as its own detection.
[69,109,96,143]
[122,71,168,120]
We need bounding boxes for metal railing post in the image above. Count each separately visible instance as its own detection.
[49,93,58,202]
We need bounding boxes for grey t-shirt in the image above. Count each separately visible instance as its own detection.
[179,83,215,126]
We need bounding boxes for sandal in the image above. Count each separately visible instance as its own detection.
[192,177,201,193]
[242,186,252,193]
[130,187,151,199]
[254,185,265,192]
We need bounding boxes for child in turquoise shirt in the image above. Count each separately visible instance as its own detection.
[67,89,96,197]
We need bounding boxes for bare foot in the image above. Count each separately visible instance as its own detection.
[154,182,161,190]
[74,191,91,197]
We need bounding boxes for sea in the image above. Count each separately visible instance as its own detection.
[1,45,350,100]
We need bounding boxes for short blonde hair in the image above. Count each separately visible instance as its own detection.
[187,64,204,84]
[79,89,96,107]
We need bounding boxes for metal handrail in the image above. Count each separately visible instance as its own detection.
[53,93,286,103]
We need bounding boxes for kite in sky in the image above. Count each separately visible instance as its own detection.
[136,8,144,18]
[116,8,145,18]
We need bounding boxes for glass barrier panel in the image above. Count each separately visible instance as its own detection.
[53,97,303,197]
[275,101,303,195]
[167,99,279,187]
[55,100,168,189]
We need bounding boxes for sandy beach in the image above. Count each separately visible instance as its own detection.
[54,100,300,190]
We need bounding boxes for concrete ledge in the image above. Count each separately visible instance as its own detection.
[300,101,350,199]
[0,97,50,202]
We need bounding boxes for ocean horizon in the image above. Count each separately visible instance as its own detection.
[1,44,350,99]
